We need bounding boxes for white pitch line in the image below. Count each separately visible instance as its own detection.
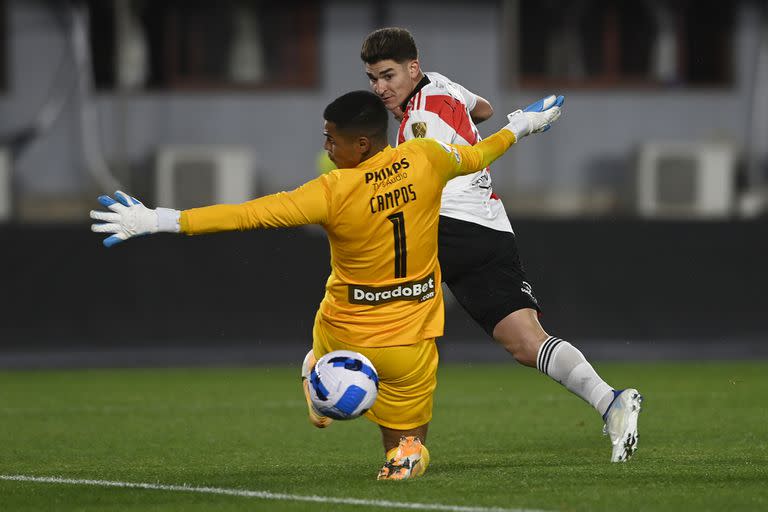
[0,474,550,512]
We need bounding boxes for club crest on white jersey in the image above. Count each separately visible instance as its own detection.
[397,72,513,233]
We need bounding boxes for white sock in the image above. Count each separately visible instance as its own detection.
[536,336,615,417]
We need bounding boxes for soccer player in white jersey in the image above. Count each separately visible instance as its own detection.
[360,27,642,463]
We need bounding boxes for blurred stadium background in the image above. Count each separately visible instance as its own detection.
[0,0,767,367]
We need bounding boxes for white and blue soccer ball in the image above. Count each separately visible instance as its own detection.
[308,350,379,420]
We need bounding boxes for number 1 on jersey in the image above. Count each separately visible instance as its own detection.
[387,212,407,278]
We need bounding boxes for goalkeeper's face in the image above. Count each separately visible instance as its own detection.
[365,59,420,113]
[323,121,369,169]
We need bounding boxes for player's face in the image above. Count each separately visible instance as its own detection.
[365,59,420,113]
[323,121,367,169]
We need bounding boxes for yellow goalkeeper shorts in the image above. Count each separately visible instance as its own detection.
[312,315,438,431]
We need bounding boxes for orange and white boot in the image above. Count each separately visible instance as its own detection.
[377,436,430,480]
[301,349,333,428]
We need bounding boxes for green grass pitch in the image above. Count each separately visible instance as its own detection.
[1,361,766,511]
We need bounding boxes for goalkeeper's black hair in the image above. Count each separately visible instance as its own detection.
[361,27,418,64]
[323,91,388,141]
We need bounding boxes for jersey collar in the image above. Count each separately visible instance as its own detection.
[399,74,431,113]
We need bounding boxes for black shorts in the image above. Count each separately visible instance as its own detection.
[438,216,541,337]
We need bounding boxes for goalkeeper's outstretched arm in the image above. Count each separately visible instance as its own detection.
[90,175,333,247]
[90,95,563,247]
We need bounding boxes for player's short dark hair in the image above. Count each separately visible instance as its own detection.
[360,27,418,65]
[323,91,388,140]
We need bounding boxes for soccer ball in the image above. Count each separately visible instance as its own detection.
[307,350,379,420]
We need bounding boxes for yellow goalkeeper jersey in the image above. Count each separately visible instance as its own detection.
[180,129,516,347]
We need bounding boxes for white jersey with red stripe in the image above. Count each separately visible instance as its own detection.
[397,71,513,233]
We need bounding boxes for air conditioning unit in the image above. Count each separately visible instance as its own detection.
[155,146,257,210]
[636,141,737,219]
[0,148,10,222]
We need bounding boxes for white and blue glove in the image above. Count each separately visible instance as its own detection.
[504,94,565,140]
[90,190,180,247]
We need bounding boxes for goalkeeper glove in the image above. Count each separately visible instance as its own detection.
[504,94,564,140]
[90,190,180,247]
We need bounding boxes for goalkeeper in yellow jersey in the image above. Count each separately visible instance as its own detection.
[90,90,563,480]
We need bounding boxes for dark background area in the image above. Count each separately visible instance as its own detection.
[2,219,766,361]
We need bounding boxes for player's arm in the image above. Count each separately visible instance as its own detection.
[426,95,564,181]
[470,95,493,124]
[181,177,331,234]
[90,176,333,247]
[433,72,493,124]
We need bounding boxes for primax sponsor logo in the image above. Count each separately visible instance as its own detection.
[349,273,436,305]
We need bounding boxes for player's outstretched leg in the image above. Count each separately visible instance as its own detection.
[377,436,431,480]
[602,388,643,462]
[300,349,333,428]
